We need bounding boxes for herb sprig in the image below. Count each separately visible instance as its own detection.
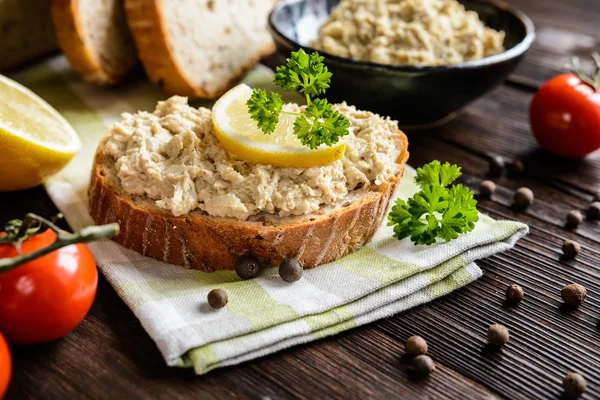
[388,161,479,245]
[246,50,350,149]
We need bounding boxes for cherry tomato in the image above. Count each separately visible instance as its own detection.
[530,73,600,158]
[0,229,98,344]
[0,332,10,399]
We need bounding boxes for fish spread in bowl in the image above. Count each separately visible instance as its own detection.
[310,0,505,66]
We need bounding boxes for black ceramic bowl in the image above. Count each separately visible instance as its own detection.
[268,0,535,127]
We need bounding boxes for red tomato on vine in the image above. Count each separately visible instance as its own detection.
[530,54,600,158]
[0,214,117,344]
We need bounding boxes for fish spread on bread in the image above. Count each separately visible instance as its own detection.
[103,96,404,220]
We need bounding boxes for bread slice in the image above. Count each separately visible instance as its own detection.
[88,131,409,272]
[124,0,276,99]
[51,0,138,84]
[0,0,59,72]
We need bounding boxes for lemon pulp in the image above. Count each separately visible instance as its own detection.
[0,74,80,191]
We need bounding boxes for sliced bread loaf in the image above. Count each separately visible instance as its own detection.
[125,0,276,99]
[0,0,59,72]
[51,0,138,84]
[89,140,408,271]
[87,97,409,271]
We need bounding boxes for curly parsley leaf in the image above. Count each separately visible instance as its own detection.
[274,49,332,98]
[388,162,479,246]
[415,160,462,188]
[249,49,349,149]
[246,89,283,134]
[293,99,350,149]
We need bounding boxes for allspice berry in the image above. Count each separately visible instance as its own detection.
[563,372,587,397]
[207,289,228,309]
[566,210,583,227]
[408,355,435,378]
[507,160,525,176]
[279,258,303,282]
[514,187,534,209]
[235,255,261,280]
[487,324,509,347]
[561,284,587,307]
[405,336,428,356]
[562,239,581,258]
[588,202,600,220]
[479,180,496,198]
[505,284,524,304]
[488,156,505,177]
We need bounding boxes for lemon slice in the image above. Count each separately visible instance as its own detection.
[0,74,81,192]
[212,84,346,168]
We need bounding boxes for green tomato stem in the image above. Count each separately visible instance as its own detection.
[570,53,600,90]
[0,213,119,273]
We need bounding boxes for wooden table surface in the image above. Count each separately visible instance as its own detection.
[3,0,600,398]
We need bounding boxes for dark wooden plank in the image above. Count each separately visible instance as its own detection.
[423,84,600,197]
[506,0,600,88]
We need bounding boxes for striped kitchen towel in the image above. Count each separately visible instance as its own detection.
[7,56,528,375]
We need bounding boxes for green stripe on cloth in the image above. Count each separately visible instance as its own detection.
[12,56,529,374]
[337,246,421,284]
[181,261,478,375]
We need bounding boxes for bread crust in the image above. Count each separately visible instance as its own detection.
[51,0,134,85]
[88,130,409,271]
[124,0,276,99]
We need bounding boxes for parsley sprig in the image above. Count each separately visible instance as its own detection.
[388,161,479,245]
[246,49,350,149]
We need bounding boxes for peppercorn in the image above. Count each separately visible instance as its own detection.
[408,355,435,378]
[594,191,600,202]
[479,180,496,198]
[207,289,228,309]
[405,336,428,356]
[588,202,600,220]
[279,258,303,282]
[561,283,586,307]
[235,255,261,279]
[562,239,581,258]
[488,156,505,177]
[563,372,587,397]
[507,160,525,176]
[487,324,509,347]
[514,187,534,209]
[566,210,583,227]
[505,284,524,304]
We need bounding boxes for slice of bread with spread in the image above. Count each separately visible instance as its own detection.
[124,0,276,99]
[51,0,138,84]
[0,0,58,72]
[88,97,409,271]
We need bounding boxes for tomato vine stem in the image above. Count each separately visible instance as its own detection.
[570,53,600,89]
[0,213,119,272]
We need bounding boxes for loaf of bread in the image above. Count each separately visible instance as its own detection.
[124,0,276,99]
[51,0,138,84]
[0,0,59,72]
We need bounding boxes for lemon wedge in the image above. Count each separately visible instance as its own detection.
[212,84,346,168]
[0,74,81,191]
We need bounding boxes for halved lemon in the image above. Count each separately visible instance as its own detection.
[0,74,81,191]
[212,84,346,168]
